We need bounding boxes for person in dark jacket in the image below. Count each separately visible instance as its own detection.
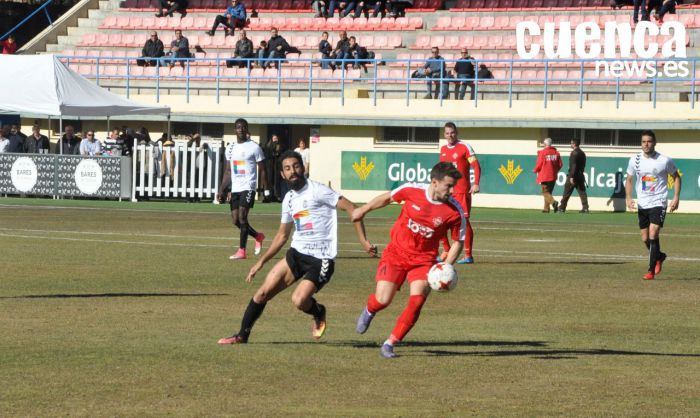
[558,138,590,213]
[7,124,26,153]
[137,32,165,67]
[207,0,247,37]
[24,125,50,154]
[156,0,187,17]
[421,47,448,100]
[318,31,332,69]
[166,29,190,68]
[331,31,350,70]
[57,125,81,155]
[227,30,254,68]
[452,49,475,100]
[264,28,289,69]
[477,63,493,79]
[263,134,284,201]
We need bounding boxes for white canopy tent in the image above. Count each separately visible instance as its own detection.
[0,54,170,117]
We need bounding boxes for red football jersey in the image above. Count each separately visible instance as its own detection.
[385,183,466,265]
[440,141,478,195]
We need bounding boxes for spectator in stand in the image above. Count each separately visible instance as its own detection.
[156,0,188,17]
[79,130,102,156]
[633,0,650,23]
[227,30,254,68]
[452,49,475,101]
[312,0,329,17]
[24,125,50,154]
[331,31,350,70]
[0,35,18,55]
[319,32,332,69]
[265,28,290,69]
[7,124,26,153]
[328,0,349,17]
[254,40,268,68]
[166,29,190,69]
[0,126,10,153]
[533,137,563,213]
[368,0,387,17]
[294,138,310,178]
[263,134,284,202]
[57,125,81,155]
[422,47,448,100]
[345,36,362,69]
[477,63,493,79]
[654,0,677,22]
[388,0,412,17]
[207,0,247,37]
[138,32,165,67]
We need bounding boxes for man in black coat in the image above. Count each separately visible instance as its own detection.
[452,48,475,100]
[24,125,50,154]
[264,27,290,69]
[57,125,81,155]
[7,124,26,153]
[558,138,590,213]
[137,32,165,67]
[227,30,254,68]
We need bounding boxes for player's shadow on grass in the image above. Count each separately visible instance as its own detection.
[421,348,700,359]
[0,292,229,299]
[318,340,549,349]
[478,261,628,265]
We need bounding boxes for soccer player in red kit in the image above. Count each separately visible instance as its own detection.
[351,162,466,358]
[438,122,480,264]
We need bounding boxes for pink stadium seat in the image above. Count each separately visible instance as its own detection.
[448,16,466,30]
[409,17,423,29]
[434,16,451,30]
[430,35,445,49]
[116,16,131,28]
[471,0,485,8]
[477,16,494,30]
[394,17,410,30]
[472,36,488,49]
[80,34,96,46]
[272,17,287,29]
[528,0,544,7]
[101,16,118,29]
[444,35,460,49]
[494,15,510,29]
[367,17,381,30]
[388,35,402,48]
[379,17,395,30]
[155,18,169,30]
[487,35,504,49]
[106,34,120,46]
[360,35,375,48]
[414,35,430,49]
[121,34,136,47]
[180,17,195,29]
[140,16,155,29]
[167,16,182,29]
[349,17,367,31]
[374,35,389,49]
[290,35,306,48]
[498,0,514,8]
[211,35,226,48]
[287,17,301,29]
[304,35,317,49]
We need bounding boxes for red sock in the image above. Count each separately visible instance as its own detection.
[389,294,427,344]
[367,293,388,314]
[464,220,473,258]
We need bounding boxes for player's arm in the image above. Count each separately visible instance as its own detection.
[468,155,481,194]
[257,160,269,196]
[669,171,681,212]
[444,239,464,265]
[246,222,293,283]
[624,173,635,210]
[336,196,377,257]
[350,191,392,222]
[218,160,231,202]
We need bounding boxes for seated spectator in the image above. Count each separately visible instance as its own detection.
[331,31,350,69]
[57,125,81,155]
[165,29,190,68]
[312,0,328,17]
[156,0,187,17]
[0,35,17,55]
[327,0,349,17]
[254,40,268,68]
[138,32,165,67]
[388,0,412,17]
[207,0,247,37]
[368,0,387,17]
[318,31,333,69]
[345,36,362,69]
[7,124,26,153]
[654,0,677,22]
[294,138,310,178]
[0,126,9,153]
[452,48,475,100]
[24,124,50,154]
[227,30,254,68]
[80,130,103,156]
[264,28,290,69]
[420,47,448,100]
[477,63,493,80]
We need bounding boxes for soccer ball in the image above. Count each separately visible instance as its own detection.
[427,262,458,292]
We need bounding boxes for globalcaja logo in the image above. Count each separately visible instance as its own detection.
[515,21,688,79]
[498,160,523,185]
[352,156,375,181]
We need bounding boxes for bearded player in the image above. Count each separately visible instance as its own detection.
[438,121,481,264]
[352,162,465,358]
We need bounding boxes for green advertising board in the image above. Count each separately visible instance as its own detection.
[341,151,699,199]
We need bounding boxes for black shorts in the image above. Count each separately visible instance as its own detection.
[285,247,335,291]
[229,190,255,210]
[638,206,666,229]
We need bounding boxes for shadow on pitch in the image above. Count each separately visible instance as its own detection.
[476,261,628,266]
[421,348,700,359]
[0,292,229,299]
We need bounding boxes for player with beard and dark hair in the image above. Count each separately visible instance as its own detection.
[218,151,377,345]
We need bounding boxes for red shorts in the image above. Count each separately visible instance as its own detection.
[452,192,471,218]
[375,249,432,290]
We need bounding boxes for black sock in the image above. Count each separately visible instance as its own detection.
[649,239,660,272]
[239,298,266,338]
[644,239,650,250]
[303,298,323,317]
[247,223,259,239]
[239,222,249,249]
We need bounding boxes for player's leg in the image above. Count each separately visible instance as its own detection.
[289,251,335,339]
[228,196,246,259]
[356,259,403,334]
[458,193,474,264]
[236,191,265,258]
[381,268,431,359]
[218,258,295,344]
[638,208,655,279]
[647,207,667,277]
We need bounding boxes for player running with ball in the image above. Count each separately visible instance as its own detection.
[218,151,376,345]
[352,162,466,358]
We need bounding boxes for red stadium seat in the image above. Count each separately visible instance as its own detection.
[476,16,494,30]
[80,34,97,46]
[181,17,195,29]
[140,16,156,29]
[106,34,121,46]
[100,16,118,29]
[444,35,460,49]
[494,15,510,29]
[435,16,451,30]
[388,35,402,48]
[394,17,410,30]
[367,17,382,30]
[430,35,445,48]
[414,35,431,49]
[409,17,423,29]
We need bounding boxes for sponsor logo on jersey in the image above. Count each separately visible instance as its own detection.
[412,204,421,211]
[407,218,434,238]
[232,160,247,174]
[433,217,443,227]
[293,209,313,231]
[499,160,524,185]
[641,175,658,191]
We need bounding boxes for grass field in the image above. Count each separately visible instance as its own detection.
[1,197,699,417]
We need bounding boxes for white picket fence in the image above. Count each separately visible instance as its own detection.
[131,140,223,202]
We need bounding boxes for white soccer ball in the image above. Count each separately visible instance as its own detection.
[427,262,458,292]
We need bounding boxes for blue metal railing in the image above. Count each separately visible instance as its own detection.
[56,55,700,109]
[1,0,55,41]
